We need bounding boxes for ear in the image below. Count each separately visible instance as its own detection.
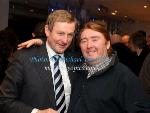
[106,41,110,50]
[45,25,50,37]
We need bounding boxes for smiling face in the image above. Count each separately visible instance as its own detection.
[45,22,75,54]
[79,28,110,65]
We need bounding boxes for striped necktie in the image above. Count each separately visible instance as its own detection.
[53,55,66,113]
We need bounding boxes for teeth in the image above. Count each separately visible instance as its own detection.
[89,51,93,53]
[88,51,95,54]
[88,50,95,52]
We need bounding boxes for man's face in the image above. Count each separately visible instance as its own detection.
[45,22,75,54]
[121,35,130,47]
[129,41,136,52]
[79,29,110,65]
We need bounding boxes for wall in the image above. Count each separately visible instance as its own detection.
[0,0,9,31]
[120,21,150,35]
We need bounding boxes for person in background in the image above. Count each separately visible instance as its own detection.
[31,22,46,39]
[19,20,150,113]
[137,30,146,38]
[110,33,122,44]
[111,33,137,75]
[0,10,78,113]
[129,31,150,75]
[0,28,18,84]
[17,22,46,50]
[121,34,130,47]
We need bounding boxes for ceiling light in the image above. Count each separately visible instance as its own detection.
[114,10,118,13]
[97,4,108,13]
[51,8,54,12]
[144,5,147,8]
[98,8,101,11]
[111,12,116,15]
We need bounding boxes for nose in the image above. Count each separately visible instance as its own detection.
[62,35,68,44]
[87,41,93,48]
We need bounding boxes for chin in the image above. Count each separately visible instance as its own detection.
[54,47,66,54]
[87,55,97,59]
[85,57,95,62]
[56,49,66,54]
[56,51,64,54]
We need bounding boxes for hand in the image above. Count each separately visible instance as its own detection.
[37,108,58,113]
[17,39,43,50]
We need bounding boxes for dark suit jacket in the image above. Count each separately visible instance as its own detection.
[140,53,150,97]
[0,45,79,113]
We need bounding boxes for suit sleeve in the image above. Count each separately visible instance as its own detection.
[123,73,150,113]
[139,53,150,96]
[0,51,33,113]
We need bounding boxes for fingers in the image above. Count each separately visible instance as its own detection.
[47,108,58,113]
[37,108,58,113]
[35,39,43,45]
[17,46,25,50]
[17,44,27,50]
[17,39,43,50]
[26,41,36,48]
[17,40,32,50]
[18,40,31,47]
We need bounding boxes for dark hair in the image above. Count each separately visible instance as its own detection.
[78,20,112,56]
[130,32,146,49]
[33,22,45,38]
[0,28,18,61]
[137,30,146,38]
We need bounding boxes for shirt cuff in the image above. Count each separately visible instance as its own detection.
[31,108,39,113]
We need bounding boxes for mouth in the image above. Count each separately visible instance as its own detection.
[87,50,96,55]
[57,43,67,49]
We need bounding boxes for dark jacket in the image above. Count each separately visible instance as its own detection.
[112,43,137,75]
[68,52,149,113]
[0,60,9,84]
[140,53,150,97]
[0,45,78,113]
[135,46,150,75]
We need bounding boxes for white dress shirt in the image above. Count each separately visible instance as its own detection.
[31,42,71,113]
[46,42,71,110]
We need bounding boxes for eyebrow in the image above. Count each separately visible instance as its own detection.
[80,36,99,41]
[57,31,74,35]
[90,36,99,39]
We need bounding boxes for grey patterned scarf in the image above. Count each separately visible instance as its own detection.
[83,56,112,78]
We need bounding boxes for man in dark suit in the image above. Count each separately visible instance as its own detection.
[0,10,78,113]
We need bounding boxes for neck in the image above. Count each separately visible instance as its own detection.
[86,60,100,66]
[86,56,109,66]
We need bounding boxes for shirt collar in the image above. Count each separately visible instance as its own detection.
[46,41,64,59]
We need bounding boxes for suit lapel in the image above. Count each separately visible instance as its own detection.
[64,53,78,90]
[64,54,73,84]
[34,49,80,108]
[34,45,56,108]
